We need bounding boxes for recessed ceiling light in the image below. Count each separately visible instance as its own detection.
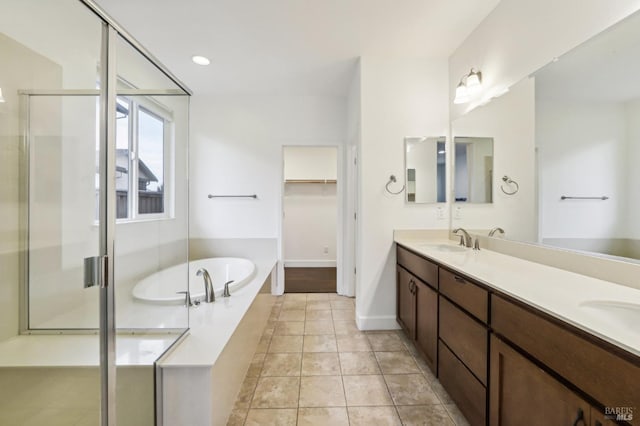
[192,55,210,66]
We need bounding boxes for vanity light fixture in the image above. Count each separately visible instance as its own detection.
[0,88,5,103]
[191,55,210,66]
[465,68,482,92]
[453,68,483,104]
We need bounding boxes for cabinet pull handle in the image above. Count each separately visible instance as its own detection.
[572,408,586,426]
[453,275,466,284]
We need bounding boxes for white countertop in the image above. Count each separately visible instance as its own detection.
[158,257,277,368]
[394,235,640,358]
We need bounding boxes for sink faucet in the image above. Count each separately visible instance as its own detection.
[453,228,473,248]
[196,268,215,303]
[489,227,505,237]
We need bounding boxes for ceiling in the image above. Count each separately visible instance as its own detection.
[96,0,500,97]
[535,9,640,103]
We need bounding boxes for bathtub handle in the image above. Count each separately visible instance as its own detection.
[176,290,193,307]
[223,280,234,297]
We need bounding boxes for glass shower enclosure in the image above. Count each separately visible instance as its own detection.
[0,1,190,425]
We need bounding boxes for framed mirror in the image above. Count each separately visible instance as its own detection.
[404,137,446,203]
[454,136,494,203]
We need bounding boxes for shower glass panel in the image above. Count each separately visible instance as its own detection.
[27,95,102,330]
[114,34,189,332]
[112,35,190,426]
[1,1,191,425]
[0,1,104,424]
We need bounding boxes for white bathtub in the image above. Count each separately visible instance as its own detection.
[132,258,256,304]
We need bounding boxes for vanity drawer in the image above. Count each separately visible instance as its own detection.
[439,340,486,426]
[396,245,438,289]
[439,268,488,323]
[491,294,640,412]
[439,296,487,384]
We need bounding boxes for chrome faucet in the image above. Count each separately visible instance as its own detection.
[223,280,234,297]
[453,228,473,248]
[176,290,193,307]
[488,227,505,237]
[196,268,215,303]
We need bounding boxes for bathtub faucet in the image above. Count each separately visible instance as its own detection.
[223,280,234,297]
[196,268,215,303]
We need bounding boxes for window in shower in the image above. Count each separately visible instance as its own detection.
[110,95,171,220]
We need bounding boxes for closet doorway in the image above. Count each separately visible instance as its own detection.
[282,146,338,293]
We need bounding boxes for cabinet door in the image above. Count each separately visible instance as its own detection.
[490,335,591,426]
[415,280,437,373]
[591,409,618,426]
[396,267,415,338]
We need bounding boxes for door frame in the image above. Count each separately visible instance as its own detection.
[277,144,348,295]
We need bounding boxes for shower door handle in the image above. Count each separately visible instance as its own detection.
[84,255,108,288]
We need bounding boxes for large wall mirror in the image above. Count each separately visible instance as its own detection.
[454,137,493,203]
[533,9,640,263]
[405,136,446,203]
[452,8,640,264]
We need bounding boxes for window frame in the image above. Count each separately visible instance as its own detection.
[115,92,175,223]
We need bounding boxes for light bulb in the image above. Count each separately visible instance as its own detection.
[466,69,482,93]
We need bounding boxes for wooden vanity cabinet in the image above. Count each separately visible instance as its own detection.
[396,266,416,337]
[438,270,489,426]
[396,246,439,373]
[395,242,639,426]
[491,294,640,413]
[490,334,592,426]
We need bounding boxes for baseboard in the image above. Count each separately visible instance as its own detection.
[355,313,401,331]
[284,260,337,268]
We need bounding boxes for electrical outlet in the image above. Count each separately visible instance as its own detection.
[436,206,445,220]
[323,246,329,254]
[454,206,462,220]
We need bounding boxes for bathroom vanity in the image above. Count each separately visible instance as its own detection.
[395,238,640,426]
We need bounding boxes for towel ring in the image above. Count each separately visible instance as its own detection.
[500,175,519,195]
[385,174,405,195]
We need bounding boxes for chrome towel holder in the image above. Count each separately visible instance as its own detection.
[500,175,519,195]
[385,174,405,195]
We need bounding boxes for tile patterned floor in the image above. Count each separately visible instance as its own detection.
[227,293,470,426]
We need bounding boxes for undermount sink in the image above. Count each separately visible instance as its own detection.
[418,243,468,253]
[579,301,640,332]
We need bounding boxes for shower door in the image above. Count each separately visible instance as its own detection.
[22,84,115,424]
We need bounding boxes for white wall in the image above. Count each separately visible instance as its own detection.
[189,95,346,292]
[283,146,337,181]
[356,56,449,329]
[537,100,627,240]
[449,0,640,120]
[451,78,537,242]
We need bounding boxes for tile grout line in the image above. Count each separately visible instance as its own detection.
[400,334,459,425]
[369,334,405,425]
[333,305,352,426]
